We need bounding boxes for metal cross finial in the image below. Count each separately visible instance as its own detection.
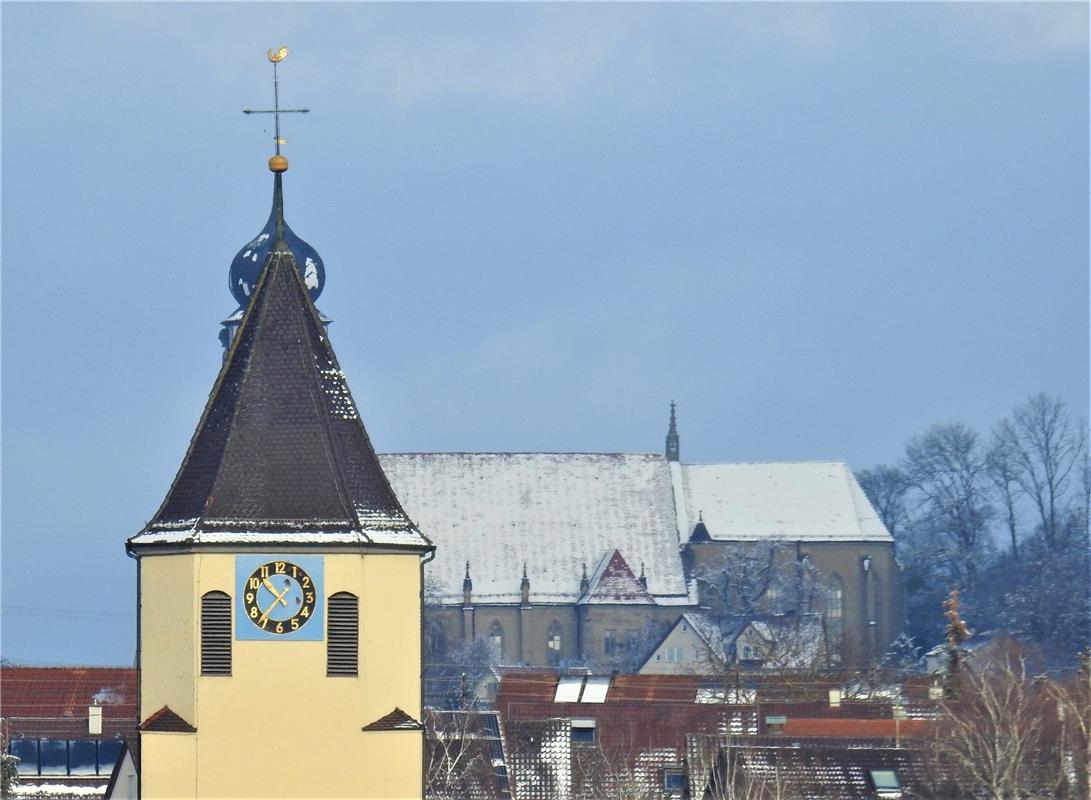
[243,47,309,156]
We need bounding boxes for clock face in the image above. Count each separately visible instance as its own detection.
[235,555,324,641]
[242,560,317,635]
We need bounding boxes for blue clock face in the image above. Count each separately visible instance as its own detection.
[236,555,324,641]
[242,561,316,634]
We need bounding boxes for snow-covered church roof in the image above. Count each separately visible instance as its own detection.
[380,453,689,605]
[380,454,891,605]
[677,461,890,543]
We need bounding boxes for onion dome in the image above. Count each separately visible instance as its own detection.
[228,172,325,307]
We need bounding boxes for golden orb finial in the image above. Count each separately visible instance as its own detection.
[269,154,289,173]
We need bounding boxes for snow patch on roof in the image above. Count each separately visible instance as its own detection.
[128,526,428,548]
[15,785,107,798]
[681,461,892,542]
[380,453,689,604]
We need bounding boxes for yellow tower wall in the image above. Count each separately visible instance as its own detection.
[138,549,424,800]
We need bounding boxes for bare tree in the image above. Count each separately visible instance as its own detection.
[902,422,993,588]
[937,645,1056,800]
[571,736,668,800]
[688,735,803,800]
[1048,650,1091,800]
[994,393,1086,550]
[690,544,809,617]
[986,435,1023,560]
[424,709,499,800]
[857,464,910,539]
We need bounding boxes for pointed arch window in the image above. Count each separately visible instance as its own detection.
[487,621,504,661]
[201,591,232,676]
[870,571,883,627]
[825,575,844,665]
[327,592,359,676]
[826,575,844,620]
[547,621,563,665]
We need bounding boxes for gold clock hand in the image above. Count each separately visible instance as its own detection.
[262,578,289,606]
[259,584,292,622]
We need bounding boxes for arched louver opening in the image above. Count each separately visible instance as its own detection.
[201,591,232,676]
[327,592,359,676]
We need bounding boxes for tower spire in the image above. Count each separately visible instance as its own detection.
[665,401,680,462]
[243,47,308,248]
[226,48,326,352]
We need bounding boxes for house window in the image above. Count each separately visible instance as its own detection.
[666,646,683,662]
[604,629,617,656]
[663,769,684,791]
[200,591,232,676]
[38,740,67,775]
[547,621,563,664]
[570,719,596,745]
[327,592,359,676]
[9,739,39,776]
[488,621,504,660]
[6,739,124,778]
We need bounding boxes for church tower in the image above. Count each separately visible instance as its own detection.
[127,50,432,800]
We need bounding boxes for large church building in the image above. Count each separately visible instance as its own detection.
[383,423,904,673]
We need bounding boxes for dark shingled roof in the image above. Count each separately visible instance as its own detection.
[140,705,196,733]
[130,247,428,549]
[361,707,422,731]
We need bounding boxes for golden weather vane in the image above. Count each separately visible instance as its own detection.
[243,46,309,170]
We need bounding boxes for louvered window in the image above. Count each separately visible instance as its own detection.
[201,591,232,676]
[327,592,359,676]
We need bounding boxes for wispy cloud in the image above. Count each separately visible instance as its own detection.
[943,3,1088,58]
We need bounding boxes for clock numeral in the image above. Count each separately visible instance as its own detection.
[259,617,269,630]
[245,592,254,603]
[290,618,299,630]
[275,621,284,633]
[248,577,260,590]
[260,565,270,579]
[305,592,314,604]
[301,607,310,618]
[302,576,311,588]
[275,561,286,574]
[291,565,298,578]
[249,606,259,619]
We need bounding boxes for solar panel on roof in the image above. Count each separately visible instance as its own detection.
[580,676,610,703]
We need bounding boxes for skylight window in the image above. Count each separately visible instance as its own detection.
[869,769,902,797]
[580,676,610,703]
[554,676,584,703]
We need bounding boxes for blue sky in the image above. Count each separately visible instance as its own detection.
[2,3,1087,665]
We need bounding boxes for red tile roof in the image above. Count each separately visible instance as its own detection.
[0,666,137,720]
[607,675,703,703]
[782,717,930,738]
[361,707,422,731]
[139,706,195,733]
